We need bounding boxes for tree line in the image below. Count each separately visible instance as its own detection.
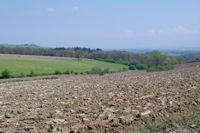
[0,46,184,71]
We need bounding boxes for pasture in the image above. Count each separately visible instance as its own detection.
[0,59,128,77]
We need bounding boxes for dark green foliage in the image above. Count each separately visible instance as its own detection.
[116,60,130,65]
[1,69,11,78]
[136,64,147,70]
[70,70,74,74]
[27,71,35,77]
[147,65,174,72]
[74,72,78,75]
[19,72,25,77]
[145,50,168,67]
[86,71,91,74]
[64,70,70,74]
[96,58,116,63]
[129,65,136,70]
[54,70,62,75]
[96,58,130,66]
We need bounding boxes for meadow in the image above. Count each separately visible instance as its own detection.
[0,59,128,77]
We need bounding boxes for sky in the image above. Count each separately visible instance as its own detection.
[0,0,200,49]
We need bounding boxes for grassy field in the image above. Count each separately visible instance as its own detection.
[0,59,128,77]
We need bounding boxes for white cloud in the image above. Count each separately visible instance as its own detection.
[146,25,200,36]
[47,8,55,12]
[72,6,79,12]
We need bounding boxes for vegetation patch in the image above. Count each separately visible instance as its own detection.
[146,65,174,72]
[126,112,200,133]
[0,59,128,78]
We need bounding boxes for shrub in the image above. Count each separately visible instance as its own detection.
[74,72,78,75]
[90,66,110,75]
[129,65,136,70]
[64,70,70,74]
[146,67,157,72]
[96,58,116,63]
[103,68,110,73]
[70,70,74,74]
[165,65,174,70]
[19,72,25,77]
[86,71,91,74]
[116,60,130,65]
[1,69,11,78]
[91,66,102,74]
[122,67,128,71]
[136,64,147,70]
[147,65,174,72]
[99,71,105,76]
[54,70,62,75]
[27,71,35,77]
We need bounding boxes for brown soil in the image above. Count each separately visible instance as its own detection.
[0,54,79,61]
[0,62,200,133]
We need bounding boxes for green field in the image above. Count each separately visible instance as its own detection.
[0,59,128,77]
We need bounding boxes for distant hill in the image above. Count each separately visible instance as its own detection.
[0,44,45,49]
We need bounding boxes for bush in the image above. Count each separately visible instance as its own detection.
[54,70,62,75]
[103,68,110,73]
[96,58,116,63]
[27,71,35,77]
[146,67,157,72]
[116,60,130,65]
[19,72,25,77]
[91,66,110,75]
[165,65,174,70]
[70,70,74,74]
[147,65,174,72]
[1,69,11,78]
[91,66,102,74]
[136,64,147,70]
[64,70,70,74]
[122,67,128,71]
[74,72,78,75]
[129,65,136,70]
[86,71,91,74]
[99,71,105,76]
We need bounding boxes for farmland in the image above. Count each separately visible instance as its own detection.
[0,62,200,132]
[0,54,128,77]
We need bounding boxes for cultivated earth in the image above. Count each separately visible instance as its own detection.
[0,63,200,133]
[0,54,78,61]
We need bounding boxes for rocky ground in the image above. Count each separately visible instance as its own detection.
[0,62,200,133]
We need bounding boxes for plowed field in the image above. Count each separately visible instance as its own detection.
[0,63,200,133]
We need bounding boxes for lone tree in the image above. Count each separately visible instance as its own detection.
[145,50,168,67]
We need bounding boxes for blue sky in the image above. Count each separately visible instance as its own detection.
[0,0,200,49]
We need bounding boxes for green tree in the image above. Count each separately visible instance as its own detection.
[146,50,168,67]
